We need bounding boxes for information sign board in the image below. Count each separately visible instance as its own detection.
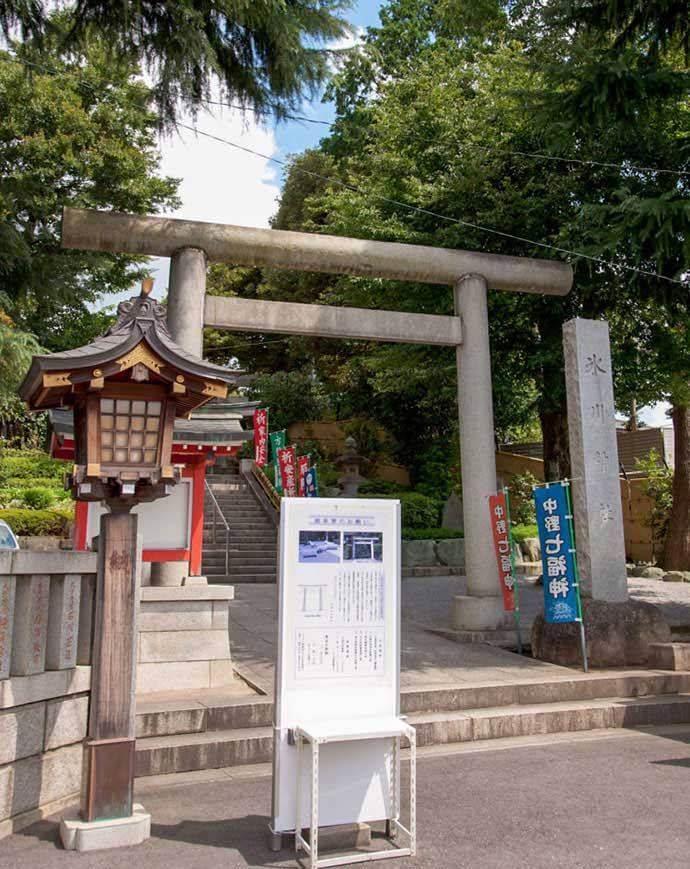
[271,497,401,834]
[534,483,579,623]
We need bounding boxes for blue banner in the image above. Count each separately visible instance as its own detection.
[304,467,319,498]
[534,483,579,624]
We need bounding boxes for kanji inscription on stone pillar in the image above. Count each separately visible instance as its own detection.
[563,317,628,601]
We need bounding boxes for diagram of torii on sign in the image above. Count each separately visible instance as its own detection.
[61,205,573,634]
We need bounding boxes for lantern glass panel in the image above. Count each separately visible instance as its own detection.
[100,397,164,466]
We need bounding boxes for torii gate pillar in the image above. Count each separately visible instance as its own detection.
[452,275,507,632]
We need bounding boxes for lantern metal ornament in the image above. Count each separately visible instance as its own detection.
[19,282,239,831]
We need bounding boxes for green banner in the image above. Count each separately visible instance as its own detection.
[269,430,286,493]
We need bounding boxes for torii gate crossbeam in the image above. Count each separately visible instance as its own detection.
[62,207,573,635]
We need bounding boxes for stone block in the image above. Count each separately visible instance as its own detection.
[210,659,234,687]
[532,598,671,667]
[0,575,16,680]
[452,595,513,632]
[60,802,151,851]
[11,574,50,676]
[441,492,463,531]
[0,743,82,822]
[150,561,187,587]
[137,660,211,694]
[139,629,229,663]
[663,571,690,583]
[212,601,230,629]
[140,585,235,602]
[631,565,649,577]
[44,695,88,751]
[648,643,690,671]
[640,566,664,579]
[401,540,437,567]
[0,703,45,765]
[46,574,81,670]
[0,667,91,710]
[520,538,541,562]
[76,574,95,666]
[138,600,213,632]
[435,538,465,567]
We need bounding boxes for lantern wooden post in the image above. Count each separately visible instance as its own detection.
[83,504,140,821]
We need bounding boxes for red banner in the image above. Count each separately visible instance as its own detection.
[253,408,268,465]
[297,455,310,496]
[489,492,515,612]
[277,446,297,497]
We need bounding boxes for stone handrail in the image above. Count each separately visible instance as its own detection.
[0,550,98,681]
[251,461,282,512]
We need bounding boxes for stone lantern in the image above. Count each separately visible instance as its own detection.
[19,283,237,849]
[335,435,368,496]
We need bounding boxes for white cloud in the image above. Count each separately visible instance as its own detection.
[639,402,672,427]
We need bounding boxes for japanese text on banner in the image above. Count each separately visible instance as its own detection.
[304,467,319,497]
[278,446,297,497]
[253,408,268,466]
[488,492,515,612]
[298,455,310,497]
[534,484,579,623]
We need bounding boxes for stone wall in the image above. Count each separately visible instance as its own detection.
[0,550,96,839]
[402,538,465,568]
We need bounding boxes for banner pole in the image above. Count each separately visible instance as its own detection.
[564,479,588,673]
[503,487,523,655]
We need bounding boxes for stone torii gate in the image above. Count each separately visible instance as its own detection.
[62,206,573,634]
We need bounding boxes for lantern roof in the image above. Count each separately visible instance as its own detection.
[19,289,241,415]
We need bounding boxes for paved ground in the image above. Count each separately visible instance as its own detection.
[3,726,690,868]
[227,575,690,695]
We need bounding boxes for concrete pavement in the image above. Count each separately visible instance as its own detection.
[2,725,690,868]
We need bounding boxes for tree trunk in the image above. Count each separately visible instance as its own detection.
[662,404,690,570]
[628,399,638,431]
[540,409,571,482]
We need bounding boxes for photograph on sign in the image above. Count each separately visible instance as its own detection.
[298,530,342,563]
[344,531,383,562]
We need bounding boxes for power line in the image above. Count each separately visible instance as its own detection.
[3,50,686,284]
[177,123,687,286]
[4,49,689,178]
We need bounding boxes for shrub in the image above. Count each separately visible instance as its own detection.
[511,524,539,543]
[635,449,673,553]
[0,450,68,484]
[362,492,440,528]
[0,507,73,537]
[358,479,409,495]
[505,471,539,525]
[21,487,55,510]
[402,527,464,540]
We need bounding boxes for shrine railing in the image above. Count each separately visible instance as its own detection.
[252,461,281,512]
[0,550,98,681]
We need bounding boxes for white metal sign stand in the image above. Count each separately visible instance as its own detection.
[269,498,416,867]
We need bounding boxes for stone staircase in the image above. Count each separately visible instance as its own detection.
[134,671,690,777]
[203,462,278,583]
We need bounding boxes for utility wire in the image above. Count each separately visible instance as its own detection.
[3,50,686,284]
[178,123,687,286]
[4,49,689,178]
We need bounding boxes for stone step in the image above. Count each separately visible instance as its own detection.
[134,692,690,776]
[204,566,276,577]
[207,573,277,583]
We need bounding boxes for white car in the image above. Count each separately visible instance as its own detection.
[0,520,19,550]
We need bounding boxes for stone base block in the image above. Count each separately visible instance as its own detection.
[648,643,690,671]
[60,803,151,851]
[452,595,513,632]
[183,574,208,586]
[532,598,671,667]
[150,562,187,587]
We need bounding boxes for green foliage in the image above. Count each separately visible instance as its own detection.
[248,371,329,432]
[342,418,388,463]
[21,486,55,510]
[635,449,674,549]
[0,507,73,537]
[0,449,67,484]
[402,526,463,540]
[358,479,409,495]
[510,524,539,544]
[0,395,47,449]
[507,472,540,526]
[0,317,40,394]
[0,30,179,349]
[0,2,352,128]
[362,491,441,528]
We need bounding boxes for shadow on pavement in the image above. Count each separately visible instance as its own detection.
[151,814,281,863]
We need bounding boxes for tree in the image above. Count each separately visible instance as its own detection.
[0,0,351,127]
[0,29,179,348]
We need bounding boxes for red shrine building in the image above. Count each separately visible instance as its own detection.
[50,400,255,581]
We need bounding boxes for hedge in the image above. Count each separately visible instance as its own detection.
[360,492,441,528]
[0,450,68,484]
[0,507,73,538]
[402,527,463,540]
[511,523,539,543]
